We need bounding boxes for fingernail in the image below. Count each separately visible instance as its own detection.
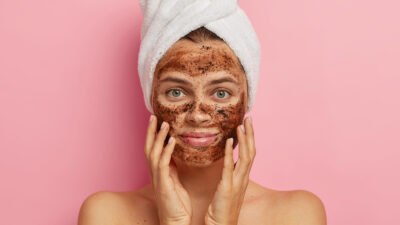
[168,136,175,143]
[149,115,154,123]
[161,121,167,129]
[248,116,252,124]
[240,124,245,132]
[228,138,233,146]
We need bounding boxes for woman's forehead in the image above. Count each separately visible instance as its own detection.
[154,40,245,81]
[157,70,240,85]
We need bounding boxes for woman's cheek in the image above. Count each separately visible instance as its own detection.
[215,96,246,148]
[216,114,241,148]
[153,99,191,135]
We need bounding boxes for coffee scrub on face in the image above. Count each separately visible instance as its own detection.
[151,27,248,166]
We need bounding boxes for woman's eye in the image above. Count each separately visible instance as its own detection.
[214,90,229,99]
[168,89,184,98]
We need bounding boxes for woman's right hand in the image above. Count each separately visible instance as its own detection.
[144,115,192,225]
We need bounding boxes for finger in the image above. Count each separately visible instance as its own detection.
[244,117,256,161]
[144,115,157,158]
[144,116,157,180]
[234,124,250,179]
[221,138,234,187]
[150,121,170,169]
[159,136,176,180]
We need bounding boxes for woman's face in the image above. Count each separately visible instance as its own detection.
[151,39,248,167]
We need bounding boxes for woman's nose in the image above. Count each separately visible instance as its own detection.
[185,102,212,126]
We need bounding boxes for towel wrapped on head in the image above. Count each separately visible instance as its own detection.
[138,0,261,113]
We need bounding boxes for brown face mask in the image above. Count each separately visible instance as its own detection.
[151,39,248,166]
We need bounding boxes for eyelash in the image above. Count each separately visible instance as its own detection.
[166,88,186,98]
[212,89,231,99]
[166,88,232,99]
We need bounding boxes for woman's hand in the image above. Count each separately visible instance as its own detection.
[204,117,256,225]
[145,115,192,225]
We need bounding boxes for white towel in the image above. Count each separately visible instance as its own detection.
[138,0,261,113]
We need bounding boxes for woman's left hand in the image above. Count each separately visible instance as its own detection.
[204,117,256,225]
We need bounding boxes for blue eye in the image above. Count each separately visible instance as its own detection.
[168,89,184,98]
[214,90,229,99]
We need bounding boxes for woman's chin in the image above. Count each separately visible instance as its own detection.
[171,143,224,167]
[172,155,214,167]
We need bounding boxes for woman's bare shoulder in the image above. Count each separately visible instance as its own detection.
[242,180,327,225]
[78,184,158,225]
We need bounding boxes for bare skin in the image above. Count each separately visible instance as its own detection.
[78,39,327,225]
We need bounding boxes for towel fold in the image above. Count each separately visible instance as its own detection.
[138,0,261,113]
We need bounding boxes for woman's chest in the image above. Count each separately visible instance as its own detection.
[119,202,279,225]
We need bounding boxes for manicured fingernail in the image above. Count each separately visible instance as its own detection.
[149,115,154,123]
[168,136,175,143]
[161,121,167,129]
[240,124,245,132]
[228,138,233,146]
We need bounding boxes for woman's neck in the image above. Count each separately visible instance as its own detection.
[173,157,225,200]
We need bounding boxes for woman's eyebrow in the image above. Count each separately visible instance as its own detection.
[159,77,193,86]
[207,77,238,86]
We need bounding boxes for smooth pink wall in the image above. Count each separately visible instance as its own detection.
[1,0,399,224]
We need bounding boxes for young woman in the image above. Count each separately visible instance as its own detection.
[78,27,327,225]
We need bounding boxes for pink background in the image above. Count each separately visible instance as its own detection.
[1,0,399,224]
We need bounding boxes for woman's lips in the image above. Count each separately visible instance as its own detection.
[179,132,218,147]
